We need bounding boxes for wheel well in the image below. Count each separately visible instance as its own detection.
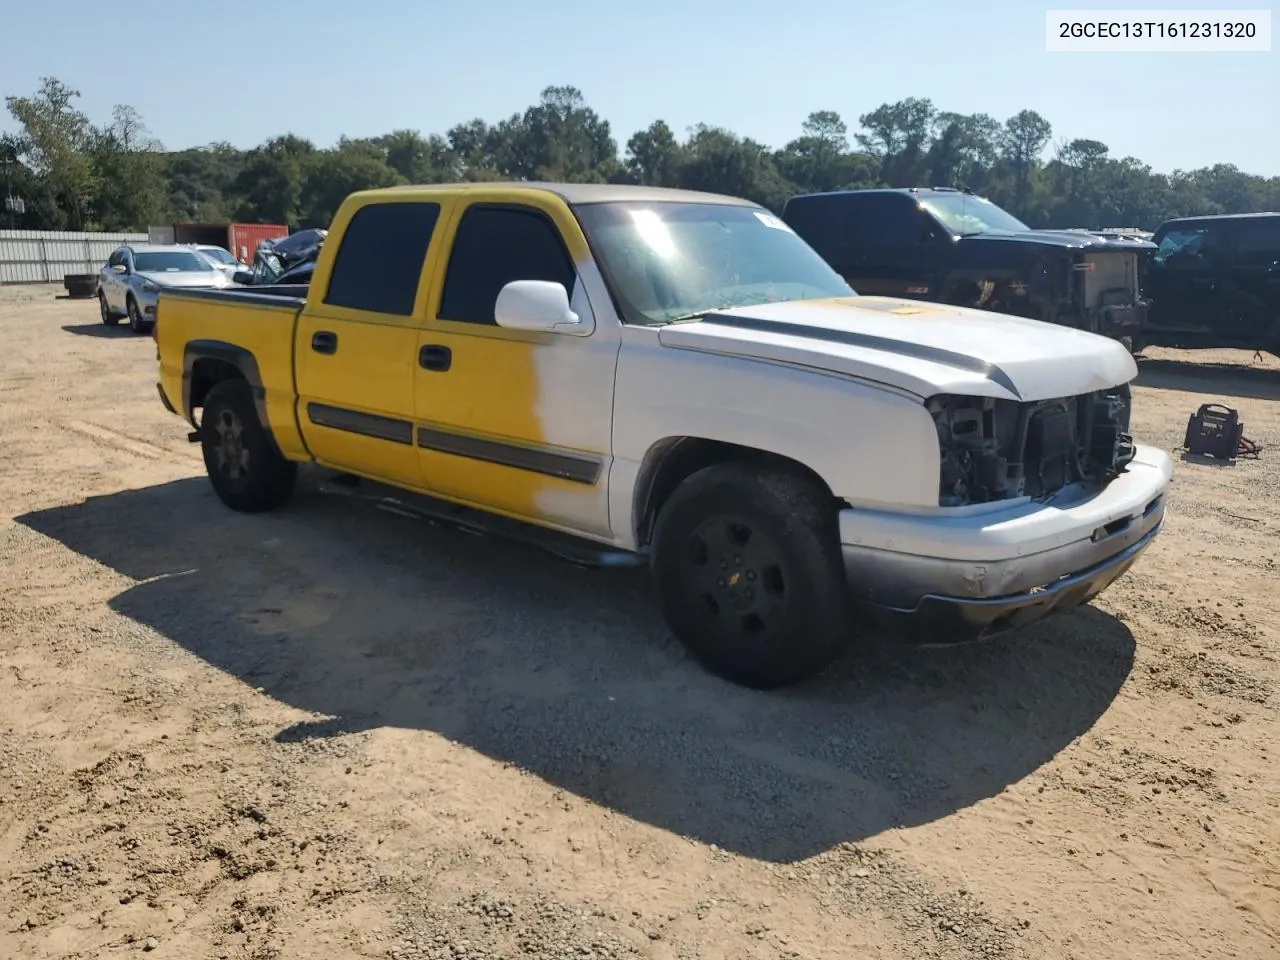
[633,438,836,547]
[189,357,246,413]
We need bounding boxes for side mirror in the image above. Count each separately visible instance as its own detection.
[233,270,253,285]
[111,263,128,275]
[494,280,584,334]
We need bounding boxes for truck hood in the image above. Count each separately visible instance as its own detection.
[137,271,229,289]
[656,296,1138,402]
[960,230,1157,252]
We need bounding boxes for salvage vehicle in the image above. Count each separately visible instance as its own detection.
[782,187,1155,344]
[232,228,327,287]
[99,243,233,333]
[154,182,1172,689]
[1141,212,1280,357]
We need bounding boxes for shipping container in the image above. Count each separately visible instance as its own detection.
[147,222,289,264]
[229,223,290,265]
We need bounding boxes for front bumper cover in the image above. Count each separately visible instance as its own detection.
[852,518,1161,643]
[840,443,1171,643]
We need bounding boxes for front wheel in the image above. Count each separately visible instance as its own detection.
[100,292,119,326]
[127,296,147,334]
[650,462,855,689]
[200,379,297,512]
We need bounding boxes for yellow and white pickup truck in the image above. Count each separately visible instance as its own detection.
[155,182,1171,689]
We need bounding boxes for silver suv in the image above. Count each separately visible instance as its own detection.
[98,244,232,333]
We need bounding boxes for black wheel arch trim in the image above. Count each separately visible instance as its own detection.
[181,339,285,459]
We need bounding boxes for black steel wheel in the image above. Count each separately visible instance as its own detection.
[679,516,791,638]
[651,462,854,689]
[200,379,296,512]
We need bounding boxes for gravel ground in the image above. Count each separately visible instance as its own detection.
[1,282,1278,960]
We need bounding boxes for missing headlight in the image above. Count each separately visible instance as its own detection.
[929,386,1136,507]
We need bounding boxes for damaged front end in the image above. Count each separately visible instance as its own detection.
[1076,251,1148,339]
[928,384,1137,507]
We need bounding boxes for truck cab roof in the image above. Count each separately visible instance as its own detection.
[373,181,759,208]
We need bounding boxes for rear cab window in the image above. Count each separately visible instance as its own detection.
[784,192,931,261]
[323,202,441,316]
[783,194,868,261]
[437,205,577,325]
[853,193,929,248]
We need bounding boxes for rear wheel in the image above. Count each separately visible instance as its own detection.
[200,379,296,512]
[650,462,854,689]
[99,292,119,326]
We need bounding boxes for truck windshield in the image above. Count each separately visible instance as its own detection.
[573,201,854,325]
[919,195,1030,237]
[134,251,215,273]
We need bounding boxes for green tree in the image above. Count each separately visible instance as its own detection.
[4,77,96,228]
[857,97,936,186]
[625,120,685,186]
[775,111,879,193]
[231,135,315,226]
[89,105,167,230]
[299,138,405,227]
[375,129,457,183]
[6,76,1280,236]
[1000,109,1053,218]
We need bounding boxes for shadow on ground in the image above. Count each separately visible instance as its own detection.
[17,474,1134,863]
[60,322,141,339]
[1135,356,1280,402]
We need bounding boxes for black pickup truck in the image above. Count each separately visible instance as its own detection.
[1142,212,1280,357]
[781,187,1155,343]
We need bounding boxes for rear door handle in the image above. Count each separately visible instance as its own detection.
[311,331,337,354]
[419,344,452,372]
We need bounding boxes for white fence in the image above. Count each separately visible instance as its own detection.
[0,230,149,285]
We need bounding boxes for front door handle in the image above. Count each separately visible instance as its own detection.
[419,344,452,372]
[311,331,338,354]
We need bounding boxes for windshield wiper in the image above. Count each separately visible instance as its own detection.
[663,310,713,324]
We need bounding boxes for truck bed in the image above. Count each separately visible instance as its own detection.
[161,283,310,307]
[156,283,312,463]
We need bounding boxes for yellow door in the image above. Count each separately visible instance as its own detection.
[294,198,446,490]
[413,193,619,539]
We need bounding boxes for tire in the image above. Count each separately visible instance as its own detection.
[199,379,297,513]
[126,295,147,334]
[100,292,120,326]
[650,462,854,689]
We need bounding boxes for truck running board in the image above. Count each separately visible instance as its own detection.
[314,470,646,570]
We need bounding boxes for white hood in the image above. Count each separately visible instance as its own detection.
[656,296,1138,402]
[138,270,228,289]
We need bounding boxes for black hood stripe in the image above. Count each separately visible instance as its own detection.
[698,313,1021,398]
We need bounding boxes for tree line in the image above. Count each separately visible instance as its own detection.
[3,76,1278,235]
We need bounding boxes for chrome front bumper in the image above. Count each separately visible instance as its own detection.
[840,443,1172,642]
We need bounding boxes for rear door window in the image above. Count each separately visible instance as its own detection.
[437,205,576,325]
[323,202,441,316]
[1233,218,1280,267]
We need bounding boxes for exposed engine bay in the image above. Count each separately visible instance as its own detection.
[928,385,1137,506]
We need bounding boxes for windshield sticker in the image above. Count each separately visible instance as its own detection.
[753,211,794,232]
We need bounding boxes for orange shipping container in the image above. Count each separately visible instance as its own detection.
[228,223,290,265]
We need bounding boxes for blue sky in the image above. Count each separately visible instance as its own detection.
[2,0,1276,175]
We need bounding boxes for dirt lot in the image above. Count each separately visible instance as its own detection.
[0,282,1277,960]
